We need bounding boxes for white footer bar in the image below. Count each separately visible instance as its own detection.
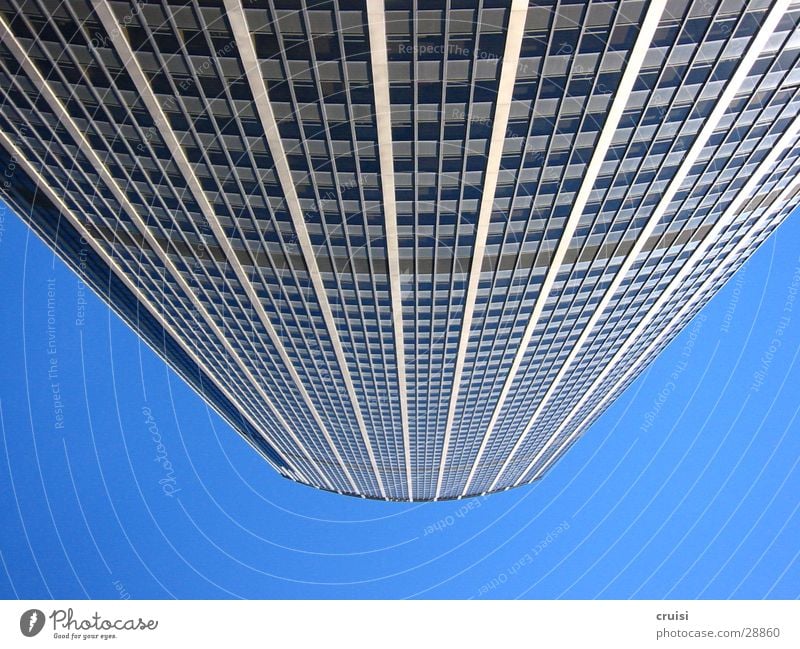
[1,600,797,647]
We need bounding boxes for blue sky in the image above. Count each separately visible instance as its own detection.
[0,201,798,599]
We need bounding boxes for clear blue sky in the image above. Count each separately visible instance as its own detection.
[0,201,798,599]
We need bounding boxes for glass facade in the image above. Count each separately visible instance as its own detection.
[1,0,798,500]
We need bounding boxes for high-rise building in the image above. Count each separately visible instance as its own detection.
[1,0,799,501]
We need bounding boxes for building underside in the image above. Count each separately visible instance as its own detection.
[1,0,800,500]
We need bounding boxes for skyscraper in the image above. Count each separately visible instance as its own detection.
[1,0,799,501]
